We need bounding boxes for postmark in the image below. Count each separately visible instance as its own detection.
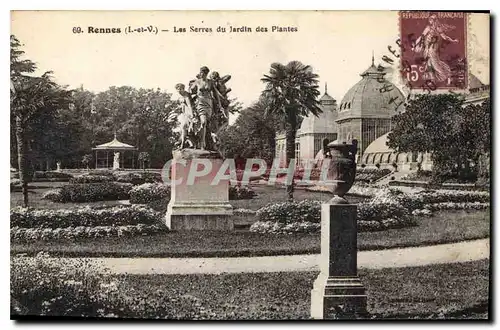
[399,11,468,90]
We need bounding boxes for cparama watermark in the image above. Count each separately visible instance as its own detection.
[160,157,340,186]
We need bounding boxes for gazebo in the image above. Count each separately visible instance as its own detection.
[92,133,138,169]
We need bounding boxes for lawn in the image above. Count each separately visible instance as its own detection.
[13,259,488,319]
[11,209,490,258]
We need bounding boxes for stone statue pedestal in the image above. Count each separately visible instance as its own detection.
[165,149,234,231]
[310,198,367,319]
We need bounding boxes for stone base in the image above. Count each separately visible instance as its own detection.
[165,201,234,231]
[311,273,367,319]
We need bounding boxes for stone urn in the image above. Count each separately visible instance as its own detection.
[323,139,358,203]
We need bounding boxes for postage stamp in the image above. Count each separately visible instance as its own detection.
[399,11,468,90]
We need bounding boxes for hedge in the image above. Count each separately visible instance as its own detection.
[11,224,164,241]
[10,205,162,228]
[42,182,133,203]
[130,183,171,204]
[115,172,162,185]
[69,175,114,184]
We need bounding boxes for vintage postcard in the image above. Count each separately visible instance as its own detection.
[10,10,490,320]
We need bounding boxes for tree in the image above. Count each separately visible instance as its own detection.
[387,93,490,183]
[11,35,72,206]
[218,97,280,163]
[138,151,150,170]
[261,61,322,199]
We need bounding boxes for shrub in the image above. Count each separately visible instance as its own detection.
[10,205,162,228]
[87,169,116,177]
[356,168,392,183]
[69,175,114,184]
[11,253,122,317]
[229,185,256,200]
[11,224,164,241]
[130,183,170,204]
[42,182,132,203]
[256,200,321,225]
[115,172,162,185]
[15,171,74,182]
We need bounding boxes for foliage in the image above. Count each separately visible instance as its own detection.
[115,171,162,185]
[229,185,256,200]
[10,205,162,228]
[82,154,93,168]
[42,182,132,203]
[11,35,73,206]
[356,168,392,183]
[251,187,490,234]
[217,97,280,163]
[387,94,490,183]
[69,175,114,184]
[11,253,120,317]
[87,169,116,177]
[261,61,322,199]
[129,183,171,204]
[11,224,164,241]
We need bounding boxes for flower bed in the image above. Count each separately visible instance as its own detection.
[42,182,132,203]
[356,168,392,183]
[250,187,490,234]
[11,253,120,317]
[115,171,162,185]
[251,198,415,234]
[129,183,171,204]
[13,171,74,182]
[11,224,164,241]
[69,175,114,184]
[11,205,162,228]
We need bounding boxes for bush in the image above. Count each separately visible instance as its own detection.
[229,185,256,200]
[42,182,132,203]
[10,205,162,228]
[11,224,164,241]
[130,183,170,204]
[115,172,162,185]
[69,175,114,184]
[11,253,122,317]
[33,171,74,180]
[356,168,391,183]
[251,197,415,234]
[13,171,74,182]
[87,169,116,177]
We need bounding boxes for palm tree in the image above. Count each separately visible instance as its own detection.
[261,61,322,199]
[11,35,72,206]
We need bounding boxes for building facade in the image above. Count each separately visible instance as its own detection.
[275,55,490,173]
[275,84,338,167]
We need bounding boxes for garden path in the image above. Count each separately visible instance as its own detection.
[36,238,489,275]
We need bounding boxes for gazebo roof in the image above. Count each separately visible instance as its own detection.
[92,134,137,151]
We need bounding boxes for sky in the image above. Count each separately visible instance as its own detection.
[11,11,490,124]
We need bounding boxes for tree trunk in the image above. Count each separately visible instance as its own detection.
[285,123,296,200]
[15,115,28,207]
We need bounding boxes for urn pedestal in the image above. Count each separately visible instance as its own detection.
[165,149,234,231]
[311,140,367,319]
[310,202,367,319]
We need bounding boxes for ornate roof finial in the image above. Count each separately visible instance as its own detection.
[325,82,328,94]
[114,131,117,140]
[371,50,375,66]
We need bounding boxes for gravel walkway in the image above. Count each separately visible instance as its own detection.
[31,238,489,275]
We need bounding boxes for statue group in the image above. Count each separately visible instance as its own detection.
[172,66,232,152]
